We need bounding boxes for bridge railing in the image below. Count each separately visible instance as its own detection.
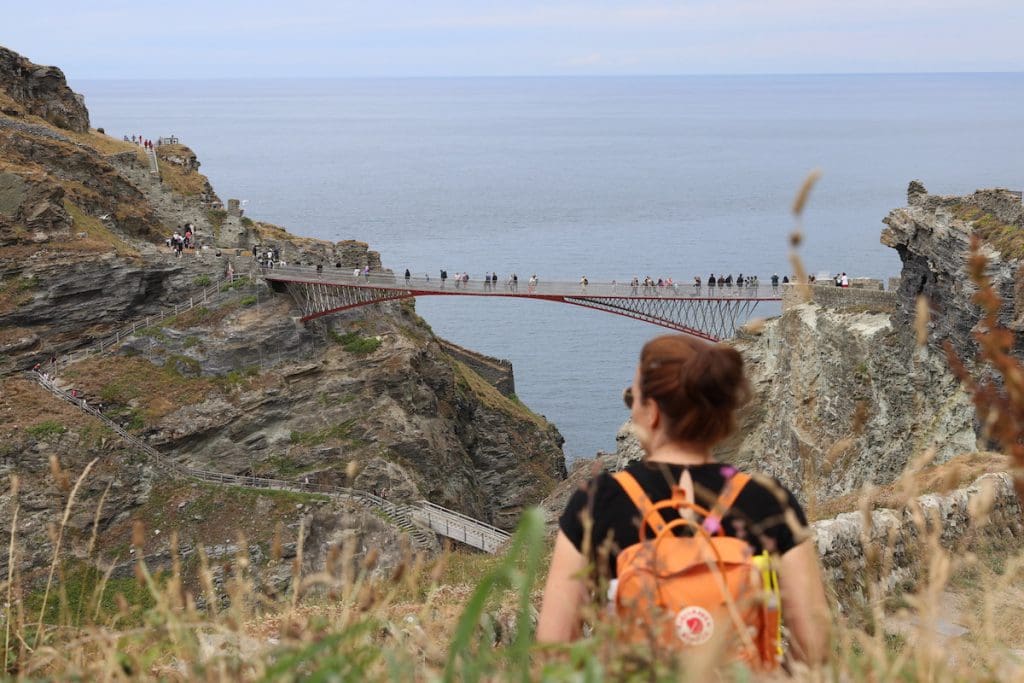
[411,501,511,553]
[263,265,783,300]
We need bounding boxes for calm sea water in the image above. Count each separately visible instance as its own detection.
[76,74,1024,461]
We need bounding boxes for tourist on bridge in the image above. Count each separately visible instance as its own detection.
[783,275,790,284]
[708,273,716,288]
[404,268,411,285]
[579,276,589,292]
[772,273,779,291]
[511,273,518,292]
[484,273,491,291]
[528,274,538,293]
[440,269,447,288]
[693,275,701,291]
[630,277,639,295]
[362,265,370,281]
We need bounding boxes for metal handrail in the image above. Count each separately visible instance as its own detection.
[263,265,784,301]
[415,500,509,536]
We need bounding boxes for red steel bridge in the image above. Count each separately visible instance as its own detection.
[263,267,782,342]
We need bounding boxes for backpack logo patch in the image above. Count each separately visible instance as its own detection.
[674,606,714,645]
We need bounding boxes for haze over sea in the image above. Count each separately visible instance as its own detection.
[79,74,1024,461]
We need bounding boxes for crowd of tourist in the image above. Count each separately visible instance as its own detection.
[166,223,197,257]
[251,253,864,297]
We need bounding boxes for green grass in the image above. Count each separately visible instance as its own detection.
[240,295,258,307]
[206,209,228,237]
[164,354,202,377]
[329,330,383,355]
[954,203,1024,259]
[135,326,168,341]
[217,366,260,388]
[24,560,156,627]
[25,420,66,439]
[193,274,212,287]
[220,276,251,292]
[290,419,359,447]
[258,455,318,477]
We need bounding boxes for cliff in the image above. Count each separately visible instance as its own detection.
[881,181,1024,362]
[0,46,566,580]
[0,47,89,132]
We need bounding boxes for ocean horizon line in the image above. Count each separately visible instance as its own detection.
[72,70,1024,84]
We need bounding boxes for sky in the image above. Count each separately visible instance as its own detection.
[5,0,1024,79]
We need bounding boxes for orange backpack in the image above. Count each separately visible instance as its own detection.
[611,470,782,670]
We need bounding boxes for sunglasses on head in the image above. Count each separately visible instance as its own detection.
[622,386,634,409]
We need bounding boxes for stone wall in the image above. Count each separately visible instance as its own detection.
[439,339,516,396]
[781,283,898,313]
[813,473,1023,602]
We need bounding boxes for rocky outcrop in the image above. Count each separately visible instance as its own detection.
[814,472,1023,602]
[0,47,89,132]
[0,252,226,371]
[720,303,977,501]
[0,123,163,243]
[882,181,1024,362]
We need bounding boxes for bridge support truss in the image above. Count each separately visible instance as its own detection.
[561,296,764,341]
[279,280,415,321]
[275,278,767,341]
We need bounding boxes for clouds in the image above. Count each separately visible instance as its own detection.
[4,0,1022,78]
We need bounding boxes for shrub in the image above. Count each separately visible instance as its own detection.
[329,330,382,355]
[193,275,212,287]
[240,295,258,307]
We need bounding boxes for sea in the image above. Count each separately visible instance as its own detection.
[75,74,1024,462]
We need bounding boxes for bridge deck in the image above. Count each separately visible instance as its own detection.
[263,266,782,301]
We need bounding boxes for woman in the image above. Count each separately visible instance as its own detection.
[537,334,830,666]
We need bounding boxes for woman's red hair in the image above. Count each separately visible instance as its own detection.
[638,335,750,447]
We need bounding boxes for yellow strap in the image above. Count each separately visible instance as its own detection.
[613,471,668,535]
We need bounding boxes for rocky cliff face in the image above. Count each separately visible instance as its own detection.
[0,45,566,581]
[881,181,1024,362]
[722,300,977,502]
[0,47,89,132]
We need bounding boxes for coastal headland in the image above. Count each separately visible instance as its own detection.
[2,44,1023,678]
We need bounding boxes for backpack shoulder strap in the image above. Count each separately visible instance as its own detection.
[702,472,751,534]
[613,471,668,535]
